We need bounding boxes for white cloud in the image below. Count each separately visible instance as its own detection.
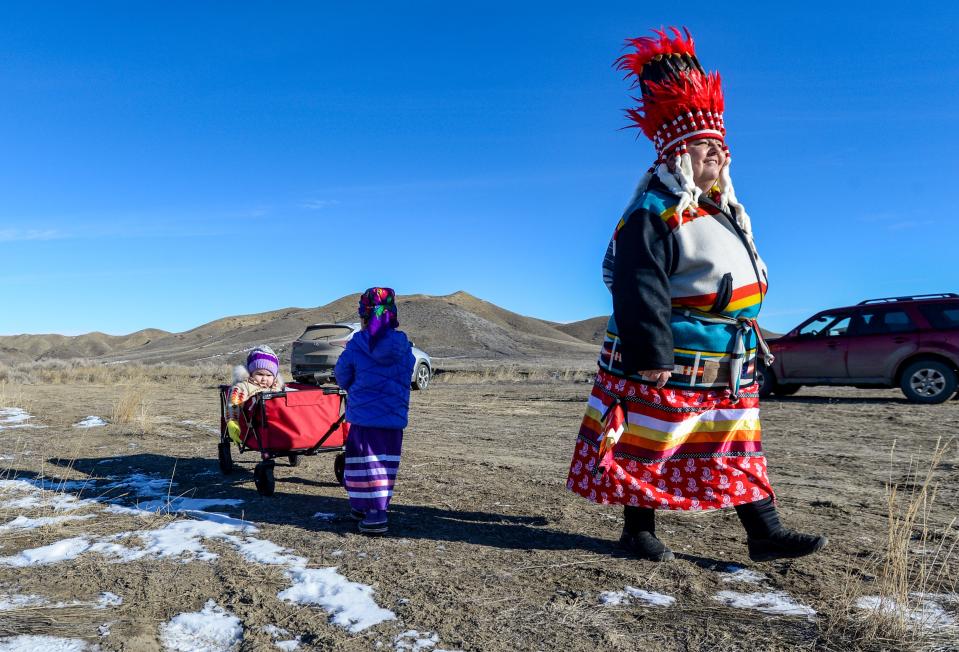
[0,228,62,242]
[301,199,339,210]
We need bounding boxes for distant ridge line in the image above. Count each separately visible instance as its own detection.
[1,291,606,367]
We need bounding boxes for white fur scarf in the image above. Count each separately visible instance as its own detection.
[623,156,758,257]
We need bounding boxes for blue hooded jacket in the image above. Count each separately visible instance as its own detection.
[334,328,416,429]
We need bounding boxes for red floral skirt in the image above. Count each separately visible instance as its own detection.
[566,369,774,510]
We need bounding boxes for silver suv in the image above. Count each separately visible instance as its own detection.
[291,323,433,390]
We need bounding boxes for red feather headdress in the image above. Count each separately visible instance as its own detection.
[616,27,725,159]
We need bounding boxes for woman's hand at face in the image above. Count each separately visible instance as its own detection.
[639,369,672,388]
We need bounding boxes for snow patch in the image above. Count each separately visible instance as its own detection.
[262,626,301,651]
[137,497,244,513]
[26,478,90,492]
[600,586,675,607]
[0,536,92,567]
[159,600,243,652]
[313,512,337,521]
[278,566,396,633]
[96,592,123,609]
[0,635,96,651]
[101,473,171,498]
[0,473,396,638]
[179,510,256,529]
[94,518,255,563]
[0,408,44,430]
[719,565,768,584]
[103,504,155,518]
[3,491,89,511]
[856,595,955,630]
[393,630,463,652]
[0,514,95,531]
[714,590,816,618]
[226,536,307,567]
[0,594,49,611]
[74,416,107,428]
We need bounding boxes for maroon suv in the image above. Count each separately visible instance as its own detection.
[757,293,959,404]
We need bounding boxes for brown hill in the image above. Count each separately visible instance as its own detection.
[554,316,608,345]
[1,292,598,369]
[553,316,782,344]
[0,329,170,362]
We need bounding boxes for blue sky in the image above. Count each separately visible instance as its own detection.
[2,2,957,336]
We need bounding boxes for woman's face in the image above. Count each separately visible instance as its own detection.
[686,138,726,190]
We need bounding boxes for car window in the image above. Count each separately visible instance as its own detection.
[919,303,959,329]
[300,326,354,341]
[854,309,917,335]
[796,314,845,337]
[826,316,851,337]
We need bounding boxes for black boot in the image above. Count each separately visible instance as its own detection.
[619,506,674,562]
[736,497,827,562]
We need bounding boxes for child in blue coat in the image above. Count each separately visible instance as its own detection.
[334,287,416,534]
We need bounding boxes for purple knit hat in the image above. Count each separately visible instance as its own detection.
[246,345,279,377]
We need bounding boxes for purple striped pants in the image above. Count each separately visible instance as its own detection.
[343,425,404,513]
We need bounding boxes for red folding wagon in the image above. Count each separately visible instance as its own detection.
[217,383,349,496]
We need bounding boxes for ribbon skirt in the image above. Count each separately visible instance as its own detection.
[344,425,404,513]
[567,369,773,510]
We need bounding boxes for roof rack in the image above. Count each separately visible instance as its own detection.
[858,293,959,305]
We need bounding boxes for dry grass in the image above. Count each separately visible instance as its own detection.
[820,438,959,650]
[434,365,594,384]
[0,359,228,387]
[0,381,31,410]
[111,385,152,432]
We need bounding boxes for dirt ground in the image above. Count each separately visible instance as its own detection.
[1,380,957,651]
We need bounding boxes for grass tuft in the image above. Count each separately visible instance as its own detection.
[821,438,958,650]
[111,386,152,432]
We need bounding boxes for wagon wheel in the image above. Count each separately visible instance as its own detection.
[334,452,346,486]
[253,461,276,497]
[217,442,234,475]
[288,454,301,467]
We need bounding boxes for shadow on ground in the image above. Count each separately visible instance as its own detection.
[35,453,612,554]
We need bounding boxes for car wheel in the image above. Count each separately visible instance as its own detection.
[756,365,777,398]
[412,363,431,391]
[900,360,958,404]
[774,384,801,397]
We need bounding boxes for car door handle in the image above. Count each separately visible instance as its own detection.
[827,342,839,349]
[893,337,909,343]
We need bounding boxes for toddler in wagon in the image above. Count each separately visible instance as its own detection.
[334,287,416,535]
[225,345,285,444]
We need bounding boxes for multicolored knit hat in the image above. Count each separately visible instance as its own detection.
[246,345,279,377]
[616,27,725,161]
[358,287,399,345]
